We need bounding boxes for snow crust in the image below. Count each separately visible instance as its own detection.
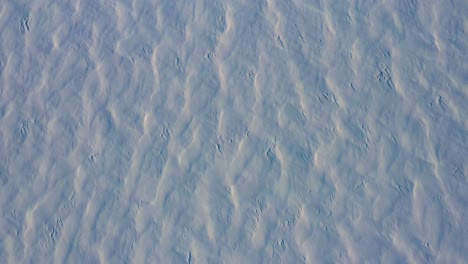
[0,0,467,263]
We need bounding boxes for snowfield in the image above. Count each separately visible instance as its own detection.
[0,0,467,263]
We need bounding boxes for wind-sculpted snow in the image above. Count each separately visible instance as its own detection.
[0,0,466,263]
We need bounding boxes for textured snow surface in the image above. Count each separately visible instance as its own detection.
[0,0,467,263]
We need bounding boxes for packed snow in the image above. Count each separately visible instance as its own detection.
[0,0,467,263]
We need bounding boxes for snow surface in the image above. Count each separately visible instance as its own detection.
[0,0,467,263]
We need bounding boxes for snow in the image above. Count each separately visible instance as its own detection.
[0,0,467,263]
